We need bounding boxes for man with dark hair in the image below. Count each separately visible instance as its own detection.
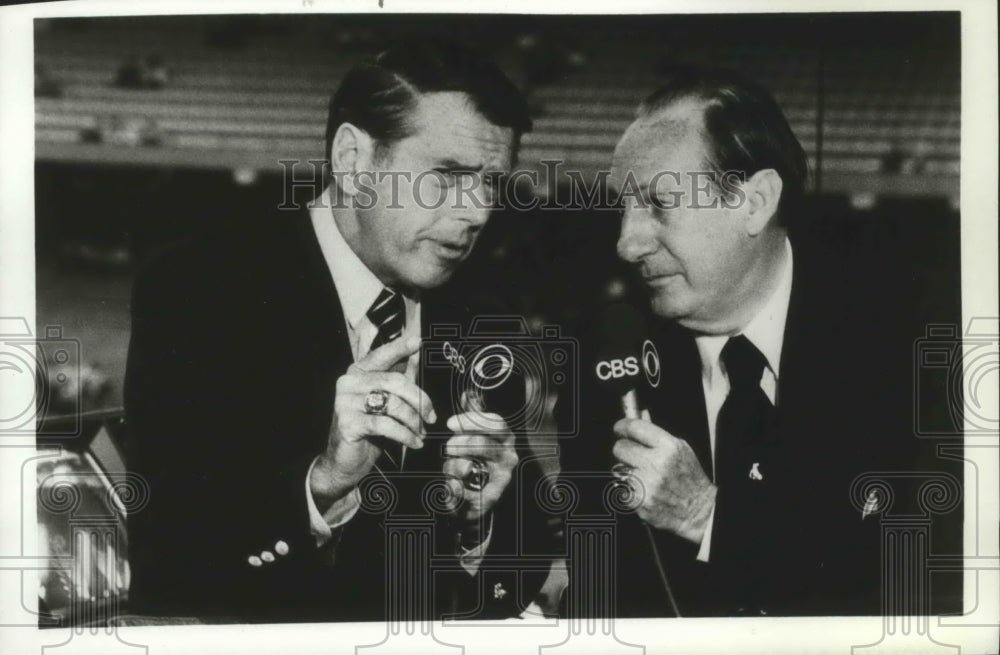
[125,41,552,622]
[557,66,961,617]
[324,41,531,174]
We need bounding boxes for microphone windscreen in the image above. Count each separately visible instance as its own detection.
[590,303,651,397]
[461,342,526,427]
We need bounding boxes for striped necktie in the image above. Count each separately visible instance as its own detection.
[366,287,406,470]
[367,288,405,352]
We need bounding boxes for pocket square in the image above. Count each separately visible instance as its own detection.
[862,490,880,519]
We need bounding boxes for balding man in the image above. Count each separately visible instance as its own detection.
[557,66,962,618]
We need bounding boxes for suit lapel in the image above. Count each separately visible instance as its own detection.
[773,233,850,469]
[289,208,354,374]
[642,320,713,479]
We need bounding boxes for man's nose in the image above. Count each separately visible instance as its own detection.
[450,179,494,226]
[617,209,659,263]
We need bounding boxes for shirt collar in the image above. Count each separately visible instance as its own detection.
[695,237,794,382]
[309,190,385,331]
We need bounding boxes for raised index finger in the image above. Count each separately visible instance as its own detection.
[355,335,421,373]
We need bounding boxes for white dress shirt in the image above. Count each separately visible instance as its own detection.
[693,238,793,562]
[305,193,488,573]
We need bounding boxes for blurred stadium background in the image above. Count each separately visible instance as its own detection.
[30,11,961,627]
[35,12,960,415]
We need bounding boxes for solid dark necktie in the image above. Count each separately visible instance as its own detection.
[712,334,777,611]
[715,334,773,488]
[366,287,406,470]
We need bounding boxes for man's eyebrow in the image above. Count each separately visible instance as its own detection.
[432,157,483,172]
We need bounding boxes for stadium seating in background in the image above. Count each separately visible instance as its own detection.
[35,15,959,204]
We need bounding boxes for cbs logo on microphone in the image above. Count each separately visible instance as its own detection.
[421,316,579,435]
[595,339,661,388]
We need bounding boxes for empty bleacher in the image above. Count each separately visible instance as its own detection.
[34,14,960,202]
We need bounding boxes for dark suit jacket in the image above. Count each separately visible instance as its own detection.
[124,210,552,623]
[557,222,963,617]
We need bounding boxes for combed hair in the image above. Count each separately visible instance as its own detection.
[639,65,808,225]
[324,40,532,172]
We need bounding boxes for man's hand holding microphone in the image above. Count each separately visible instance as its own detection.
[595,304,716,546]
[309,335,517,544]
[613,416,716,545]
[443,391,519,545]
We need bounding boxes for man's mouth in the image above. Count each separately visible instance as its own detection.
[429,239,471,260]
[641,271,681,285]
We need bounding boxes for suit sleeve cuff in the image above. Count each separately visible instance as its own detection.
[306,456,361,547]
[696,503,715,562]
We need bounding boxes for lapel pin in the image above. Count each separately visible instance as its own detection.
[493,582,507,600]
[748,462,764,481]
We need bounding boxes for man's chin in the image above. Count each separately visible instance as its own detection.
[648,291,689,321]
[403,262,459,291]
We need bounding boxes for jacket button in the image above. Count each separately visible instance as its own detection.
[247,555,263,567]
[275,540,289,556]
[261,551,275,563]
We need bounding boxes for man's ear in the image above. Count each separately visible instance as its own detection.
[743,168,783,236]
[329,122,374,197]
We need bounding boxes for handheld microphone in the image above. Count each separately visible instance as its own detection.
[591,303,660,418]
[589,303,680,617]
[425,337,524,425]
[462,342,523,421]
